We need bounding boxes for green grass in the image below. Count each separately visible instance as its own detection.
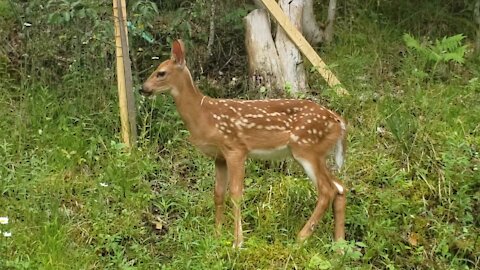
[1,0,479,269]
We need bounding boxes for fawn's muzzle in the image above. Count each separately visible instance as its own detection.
[138,85,152,96]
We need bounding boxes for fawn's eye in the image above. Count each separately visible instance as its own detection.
[157,71,166,78]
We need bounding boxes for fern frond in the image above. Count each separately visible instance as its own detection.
[442,46,467,63]
[403,33,421,50]
[403,32,467,65]
[435,34,465,53]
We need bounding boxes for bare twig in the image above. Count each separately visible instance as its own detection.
[207,0,216,58]
[324,0,337,44]
[302,0,324,45]
[474,0,480,53]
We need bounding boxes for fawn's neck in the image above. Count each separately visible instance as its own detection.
[171,68,208,136]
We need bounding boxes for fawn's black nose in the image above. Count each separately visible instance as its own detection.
[138,84,151,96]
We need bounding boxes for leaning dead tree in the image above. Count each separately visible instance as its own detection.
[246,0,338,96]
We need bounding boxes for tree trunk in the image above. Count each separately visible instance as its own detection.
[254,0,327,45]
[245,9,285,96]
[275,0,307,94]
[246,0,339,97]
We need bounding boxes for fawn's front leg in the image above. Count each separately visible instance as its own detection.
[226,152,246,248]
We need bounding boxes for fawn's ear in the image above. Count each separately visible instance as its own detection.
[171,39,185,69]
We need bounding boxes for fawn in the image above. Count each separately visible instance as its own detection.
[140,40,347,248]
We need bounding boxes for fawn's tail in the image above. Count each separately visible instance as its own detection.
[334,120,347,170]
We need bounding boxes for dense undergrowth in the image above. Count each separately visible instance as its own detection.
[1,0,479,269]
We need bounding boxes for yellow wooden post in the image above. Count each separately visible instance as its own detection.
[113,0,137,147]
[260,0,349,96]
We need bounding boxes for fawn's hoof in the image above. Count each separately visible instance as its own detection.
[232,240,244,249]
[297,229,313,243]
